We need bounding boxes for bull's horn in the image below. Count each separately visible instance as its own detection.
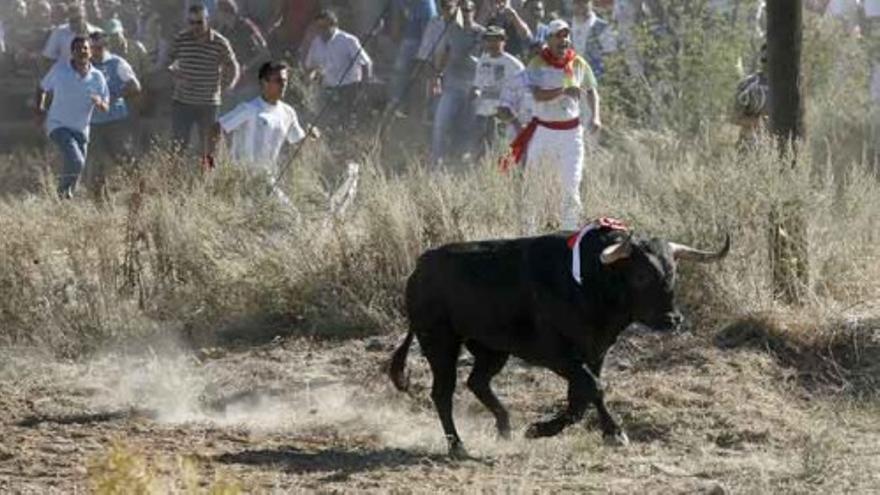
[669,234,731,262]
[600,236,633,265]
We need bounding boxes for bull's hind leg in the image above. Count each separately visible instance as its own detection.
[525,362,597,439]
[465,342,511,439]
[419,330,467,458]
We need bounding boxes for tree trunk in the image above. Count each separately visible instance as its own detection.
[766,0,809,304]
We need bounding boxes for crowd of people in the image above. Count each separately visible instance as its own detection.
[2,0,879,229]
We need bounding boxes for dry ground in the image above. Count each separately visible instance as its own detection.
[1,323,879,494]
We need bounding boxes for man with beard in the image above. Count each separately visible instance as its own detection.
[36,36,109,198]
[507,19,600,233]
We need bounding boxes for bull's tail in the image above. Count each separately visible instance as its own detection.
[388,330,414,392]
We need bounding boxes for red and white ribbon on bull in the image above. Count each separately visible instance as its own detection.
[566,217,629,285]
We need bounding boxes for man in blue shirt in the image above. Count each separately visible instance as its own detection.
[88,31,141,198]
[36,36,109,199]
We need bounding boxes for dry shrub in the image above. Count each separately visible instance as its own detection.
[0,122,878,360]
[89,442,241,495]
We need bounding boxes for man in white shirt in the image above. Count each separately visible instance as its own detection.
[41,4,102,68]
[473,26,524,156]
[305,9,373,131]
[508,19,600,233]
[211,61,318,204]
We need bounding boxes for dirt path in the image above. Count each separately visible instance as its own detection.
[1,332,878,494]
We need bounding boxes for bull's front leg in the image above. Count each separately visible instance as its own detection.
[587,359,629,446]
[525,363,592,439]
[525,363,627,446]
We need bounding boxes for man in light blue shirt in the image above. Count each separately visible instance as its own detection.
[36,36,109,199]
[89,31,141,197]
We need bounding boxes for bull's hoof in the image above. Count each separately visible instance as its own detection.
[525,419,565,439]
[448,442,469,460]
[603,430,630,447]
[497,427,511,440]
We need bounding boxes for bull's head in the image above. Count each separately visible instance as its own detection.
[600,233,730,331]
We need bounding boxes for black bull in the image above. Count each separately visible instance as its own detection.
[388,226,730,457]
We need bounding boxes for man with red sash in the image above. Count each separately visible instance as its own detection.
[508,18,600,233]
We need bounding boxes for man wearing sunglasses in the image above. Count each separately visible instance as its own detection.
[168,4,240,161]
[210,61,318,204]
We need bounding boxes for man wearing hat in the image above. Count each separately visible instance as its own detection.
[473,25,523,156]
[105,18,149,86]
[506,18,600,233]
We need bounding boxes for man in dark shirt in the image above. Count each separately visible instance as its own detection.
[214,0,270,108]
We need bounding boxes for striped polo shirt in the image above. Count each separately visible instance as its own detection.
[170,29,237,106]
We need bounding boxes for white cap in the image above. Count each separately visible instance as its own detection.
[547,19,570,36]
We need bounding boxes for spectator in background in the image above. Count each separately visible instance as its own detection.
[418,0,462,69]
[485,0,533,58]
[387,0,437,116]
[570,0,614,79]
[210,61,319,205]
[498,39,542,140]
[239,0,283,36]
[35,36,109,199]
[42,3,103,67]
[214,0,270,108]
[430,0,484,165]
[416,0,461,125]
[105,18,149,82]
[305,9,373,131]
[277,0,320,57]
[88,31,141,197]
[732,43,768,150]
[522,0,551,43]
[168,3,240,160]
[473,26,523,155]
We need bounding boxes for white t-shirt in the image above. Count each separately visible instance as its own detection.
[528,56,597,121]
[218,97,306,173]
[500,69,535,125]
[305,29,372,88]
[474,52,524,116]
[42,23,103,61]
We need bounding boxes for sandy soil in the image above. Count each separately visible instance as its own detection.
[1,330,878,494]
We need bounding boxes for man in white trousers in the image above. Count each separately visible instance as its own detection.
[509,19,600,233]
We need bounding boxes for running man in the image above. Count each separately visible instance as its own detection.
[210,61,319,204]
[36,35,109,199]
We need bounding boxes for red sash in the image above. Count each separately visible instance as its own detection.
[500,117,580,172]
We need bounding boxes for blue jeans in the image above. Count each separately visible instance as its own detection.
[49,127,88,197]
[431,85,476,165]
[389,38,421,105]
